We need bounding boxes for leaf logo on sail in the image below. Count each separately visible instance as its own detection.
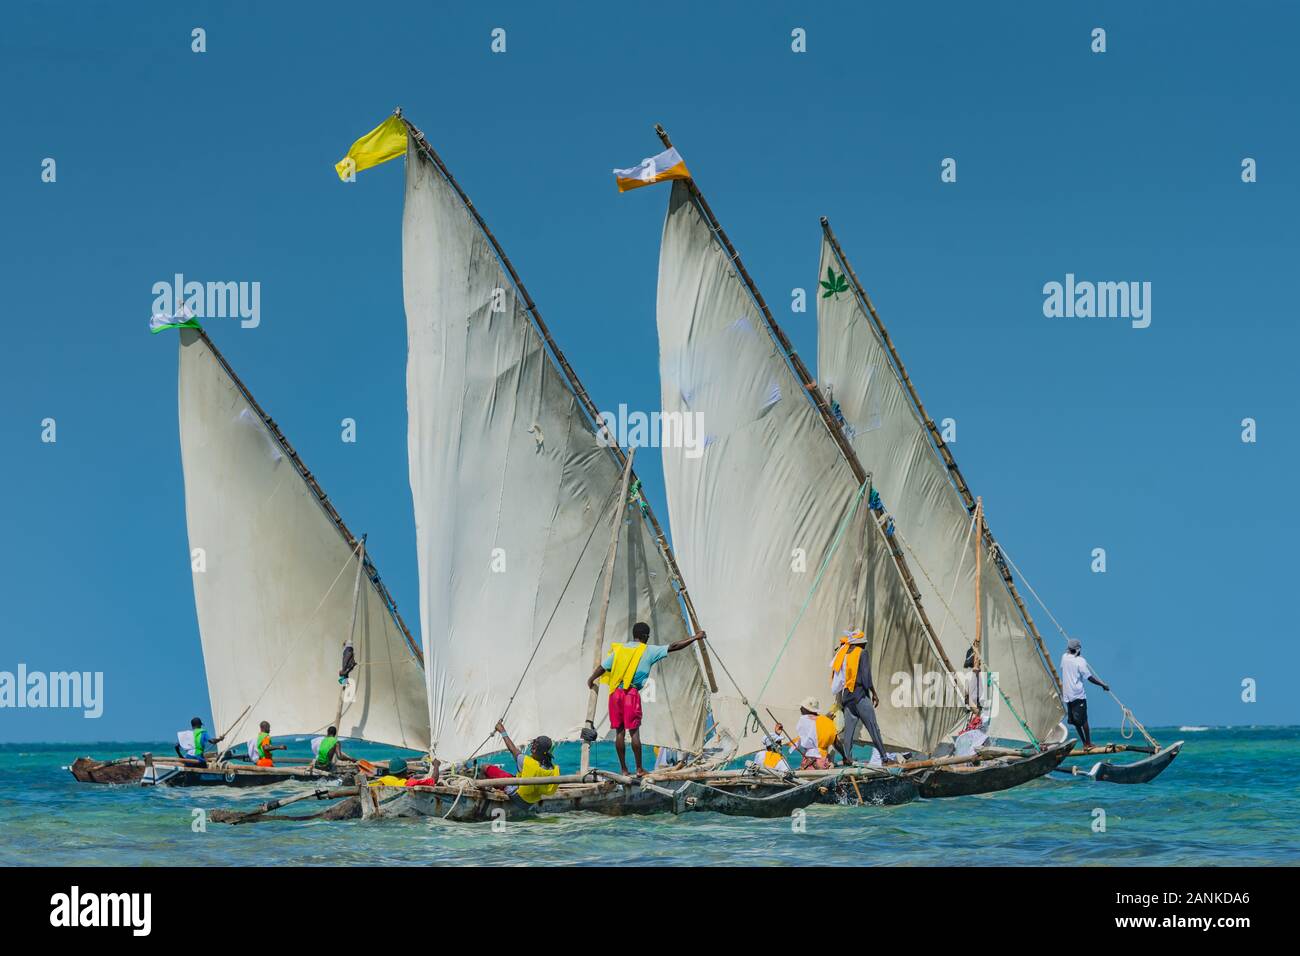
[820,267,849,299]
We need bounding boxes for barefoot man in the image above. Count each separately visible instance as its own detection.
[586,621,706,777]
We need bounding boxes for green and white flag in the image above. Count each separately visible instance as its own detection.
[150,304,201,334]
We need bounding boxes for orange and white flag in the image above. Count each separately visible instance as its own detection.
[612,147,690,192]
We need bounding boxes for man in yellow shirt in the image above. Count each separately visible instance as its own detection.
[486,720,560,809]
[585,621,707,777]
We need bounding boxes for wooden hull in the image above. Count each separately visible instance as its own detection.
[359,779,672,822]
[816,772,921,807]
[1087,741,1183,784]
[69,757,146,785]
[917,741,1074,798]
[70,754,345,789]
[359,775,858,822]
[142,762,344,788]
[670,777,831,818]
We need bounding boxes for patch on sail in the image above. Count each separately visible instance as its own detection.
[235,408,283,462]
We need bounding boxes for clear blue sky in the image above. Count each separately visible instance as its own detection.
[1,2,1294,741]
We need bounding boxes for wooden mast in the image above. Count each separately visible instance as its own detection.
[581,448,637,772]
[194,329,422,667]
[335,535,366,731]
[399,112,718,695]
[654,125,968,699]
[819,218,1063,693]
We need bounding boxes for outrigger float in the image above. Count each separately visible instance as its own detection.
[70,754,367,788]
[1058,740,1184,783]
[212,747,1047,825]
[209,738,1081,825]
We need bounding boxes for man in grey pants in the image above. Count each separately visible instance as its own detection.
[832,630,892,765]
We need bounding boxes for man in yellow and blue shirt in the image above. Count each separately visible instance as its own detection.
[586,620,707,777]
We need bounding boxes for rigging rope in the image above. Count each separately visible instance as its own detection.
[994,544,1159,750]
[753,480,870,710]
[457,479,622,766]
[706,634,776,744]
[225,541,364,748]
[891,518,1042,745]
[333,537,367,731]
[986,672,1040,748]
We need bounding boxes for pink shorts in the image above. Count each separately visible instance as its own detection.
[608,686,643,731]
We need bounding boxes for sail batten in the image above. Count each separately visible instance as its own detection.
[177,329,429,752]
[816,235,1065,744]
[657,181,966,757]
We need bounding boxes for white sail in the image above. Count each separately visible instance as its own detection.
[177,329,429,752]
[402,141,708,763]
[657,182,965,757]
[816,238,1065,744]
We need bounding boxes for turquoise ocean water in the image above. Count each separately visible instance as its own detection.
[2,726,1296,866]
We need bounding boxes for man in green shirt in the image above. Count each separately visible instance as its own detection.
[313,725,353,770]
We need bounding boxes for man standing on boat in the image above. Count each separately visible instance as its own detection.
[830,629,892,766]
[1060,638,1108,748]
[586,621,707,777]
[176,716,224,766]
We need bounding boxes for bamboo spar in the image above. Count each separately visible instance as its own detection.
[654,124,969,706]
[334,536,366,731]
[818,219,1063,693]
[398,113,718,697]
[581,447,637,772]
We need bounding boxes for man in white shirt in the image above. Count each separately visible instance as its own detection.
[1059,638,1109,748]
[747,734,792,774]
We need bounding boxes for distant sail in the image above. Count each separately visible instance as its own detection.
[177,329,429,751]
[815,237,1065,745]
[657,181,965,756]
[402,141,707,763]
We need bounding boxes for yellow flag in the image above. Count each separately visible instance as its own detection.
[335,115,408,181]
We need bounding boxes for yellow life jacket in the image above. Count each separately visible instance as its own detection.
[516,754,560,804]
[815,715,838,755]
[601,642,648,690]
[831,641,864,694]
[758,750,785,770]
